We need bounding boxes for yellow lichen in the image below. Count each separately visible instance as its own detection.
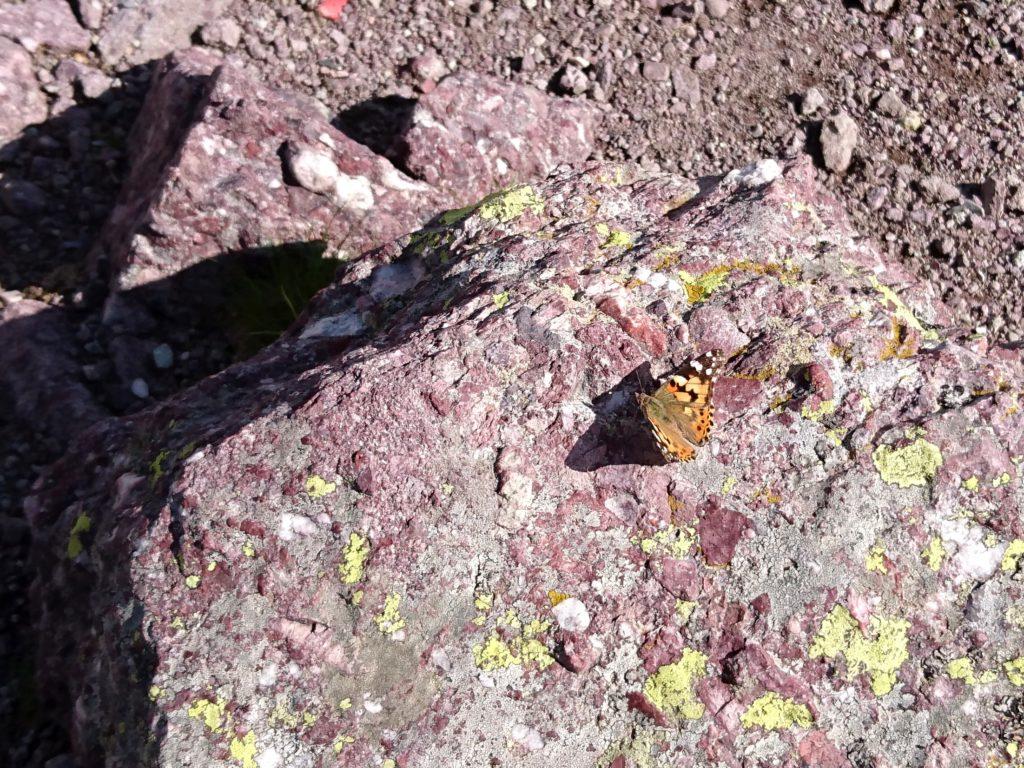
[374,593,406,635]
[740,692,813,730]
[868,275,939,341]
[339,532,370,584]
[866,545,888,574]
[305,475,336,499]
[477,185,544,223]
[922,537,946,571]
[473,634,519,671]
[184,574,201,589]
[675,600,697,623]
[643,648,709,720]
[337,698,352,711]
[547,590,569,606]
[1002,540,1024,573]
[332,735,355,753]
[801,399,837,422]
[872,438,943,488]
[242,542,256,557]
[809,605,910,696]
[721,476,738,495]
[492,291,511,309]
[472,615,553,671]
[67,514,92,559]
[1005,658,1024,686]
[963,476,980,492]
[188,697,228,733]
[993,472,1013,488]
[638,524,696,558]
[229,732,257,768]
[148,685,161,701]
[595,222,634,249]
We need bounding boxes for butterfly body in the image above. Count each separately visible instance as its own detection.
[638,350,723,462]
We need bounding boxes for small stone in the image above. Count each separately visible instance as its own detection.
[801,86,826,115]
[131,378,150,399]
[919,175,960,203]
[671,68,701,107]
[409,52,447,82]
[152,344,174,370]
[283,142,340,195]
[876,89,907,118]
[553,597,591,632]
[642,61,670,82]
[0,178,47,217]
[819,111,858,173]
[558,63,589,95]
[705,0,729,18]
[199,18,243,49]
[693,52,717,71]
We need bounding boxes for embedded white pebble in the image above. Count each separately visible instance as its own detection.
[255,747,281,768]
[510,724,545,752]
[278,512,317,541]
[553,597,591,631]
[333,173,375,211]
[647,271,668,289]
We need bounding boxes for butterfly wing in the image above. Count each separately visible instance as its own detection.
[639,350,723,462]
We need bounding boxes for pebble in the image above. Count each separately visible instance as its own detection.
[152,343,174,369]
[131,378,150,398]
[919,174,960,203]
[820,111,858,173]
[876,89,907,118]
[642,61,670,82]
[283,142,340,195]
[552,597,591,632]
[800,86,826,115]
[558,63,589,94]
[694,52,718,71]
[705,0,730,19]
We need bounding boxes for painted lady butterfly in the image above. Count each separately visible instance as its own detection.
[637,349,723,462]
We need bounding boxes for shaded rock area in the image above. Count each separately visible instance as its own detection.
[28,160,1024,767]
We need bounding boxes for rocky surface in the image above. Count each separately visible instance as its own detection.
[28,160,1024,767]
[94,0,234,66]
[391,71,598,206]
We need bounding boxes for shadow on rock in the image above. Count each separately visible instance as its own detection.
[565,362,667,471]
[333,94,417,159]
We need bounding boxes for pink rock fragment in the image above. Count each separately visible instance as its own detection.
[697,500,751,566]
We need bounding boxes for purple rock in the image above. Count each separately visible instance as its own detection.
[0,38,48,144]
[0,0,91,54]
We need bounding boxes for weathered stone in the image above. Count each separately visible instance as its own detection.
[31,159,1024,768]
[0,0,91,54]
[97,0,234,66]
[391,72,598,206]
[0,38,48,144]
[820,111,858,173]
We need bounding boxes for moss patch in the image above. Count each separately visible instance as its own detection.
[872,438,943,488]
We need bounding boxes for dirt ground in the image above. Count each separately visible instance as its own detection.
[2,0,1023,764]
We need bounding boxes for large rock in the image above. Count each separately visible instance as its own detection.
[95,0,234,66]
[91,48,445,294]
[0,0,91,55]
[391,72,599,206]
[29,160,1024,768]
[0,38,48,145]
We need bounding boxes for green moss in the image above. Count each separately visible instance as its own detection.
[643,648,708,720]
[149,450,169,486]
[872,438,943,488]
[229,732,257,768]
[339,532,370,584]
[740,692,813,730]
[67,514,92,559]
[477,185,544,223]
[1002,539,1024,573]
[374,593,406,635]
[305,475,337,499]
[809,605,910,696]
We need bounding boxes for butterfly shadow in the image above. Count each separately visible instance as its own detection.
[565,362,668,471]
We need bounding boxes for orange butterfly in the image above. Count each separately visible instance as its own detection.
[637,350,723,462]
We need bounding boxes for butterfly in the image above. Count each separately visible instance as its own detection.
[637,349,724,462]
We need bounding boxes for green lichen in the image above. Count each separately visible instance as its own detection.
[374,592,406,635]
[188,697,228,733]
[229,732,257,768]
[872,438,943,488]
[477,185,544,223]
[437,202,478,226]
[868,275,939,341]
[1005,658,1024,686]
[333,734,355,753]
[809,605,910,696]
[339,532,370,584]
[922,537,946,571]
[67,514,92,559]
[305,475,337,499]
[149,450,169,486]
[595,222,634,249]
[1002,540,1024,573]
[643,648,708,720]
[740,692,813,730]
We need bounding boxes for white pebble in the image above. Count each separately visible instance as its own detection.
[130,378,149,398]
[552,597,591,632]
[152,343,173,369]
